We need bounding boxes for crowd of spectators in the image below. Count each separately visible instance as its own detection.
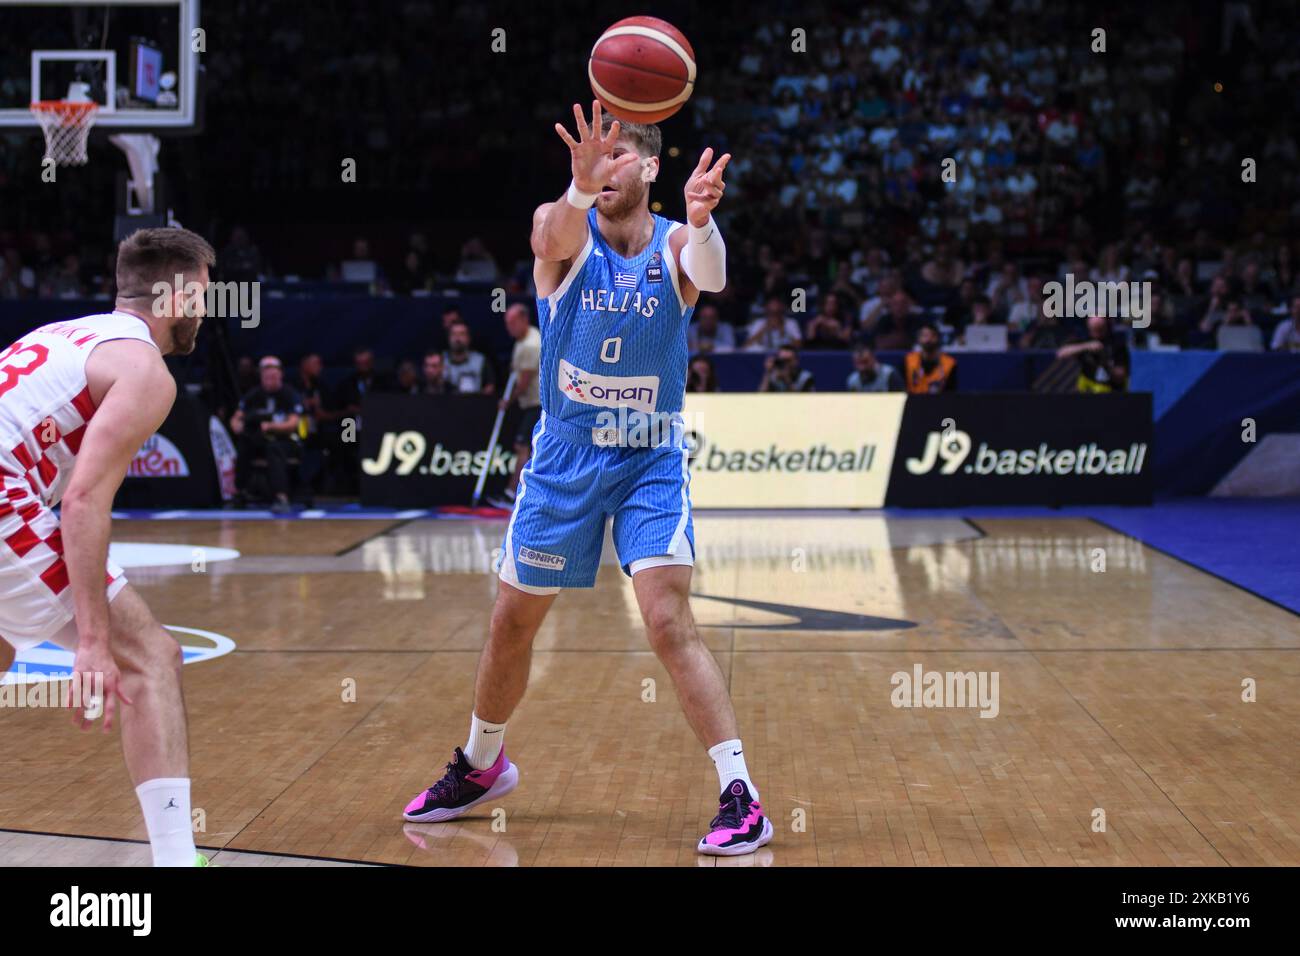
[671,0,1300,359]
[4,0,1300,377]
[222,303,541,506]
[683,227,1300,367]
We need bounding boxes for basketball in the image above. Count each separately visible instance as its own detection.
[588,16,695,125]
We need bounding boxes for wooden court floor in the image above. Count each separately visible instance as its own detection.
[1,514,1297,867]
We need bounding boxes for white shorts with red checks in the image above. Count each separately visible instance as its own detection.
[0,478,125,653]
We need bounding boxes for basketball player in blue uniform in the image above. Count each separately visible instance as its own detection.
[404,102,771,855]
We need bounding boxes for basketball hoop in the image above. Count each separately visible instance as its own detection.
[30,100,98,166]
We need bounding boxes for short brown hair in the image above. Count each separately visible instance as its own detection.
[600,111,661,158]
[115,227,216,298]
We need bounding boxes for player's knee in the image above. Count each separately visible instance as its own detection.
[148,629,185,683]
[116,622,183,682]
[163,631,184,675]
[107,586,181,681]
[642,597,695,652]
[489,591,547,644]
[149,630,183,680]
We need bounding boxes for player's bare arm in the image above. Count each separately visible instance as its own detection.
[60,340,177,730]
[671,146,731,306]
[533,100,639,297]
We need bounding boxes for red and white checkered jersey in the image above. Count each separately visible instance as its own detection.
[0,311,159,508]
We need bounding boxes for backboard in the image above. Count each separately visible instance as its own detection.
[0,0,201,133]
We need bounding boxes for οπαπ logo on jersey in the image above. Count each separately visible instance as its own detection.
[559,359,659,414]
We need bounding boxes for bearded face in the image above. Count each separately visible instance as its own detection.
[170,265,208,355]
[594,141,655,219]
[172,311,202,355]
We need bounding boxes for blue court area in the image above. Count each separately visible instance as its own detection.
[1084,499,1300,616]
[108,498,1300,616]
[881,499,1300,616]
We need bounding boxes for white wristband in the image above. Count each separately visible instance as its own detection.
[566,180,598,209]
[689,215,718,243]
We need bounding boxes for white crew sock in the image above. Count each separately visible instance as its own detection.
[464,713,506,770]
[708,739,758,802]
[134,777,196,867]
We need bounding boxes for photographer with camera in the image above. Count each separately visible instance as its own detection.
[229,356,304,513]
[758,344,815,392]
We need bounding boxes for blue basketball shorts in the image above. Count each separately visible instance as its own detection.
[498,413,694,593]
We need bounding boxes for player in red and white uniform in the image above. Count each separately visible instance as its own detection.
[0,227,215,866]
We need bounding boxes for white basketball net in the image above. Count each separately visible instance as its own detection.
[30,101,99,166]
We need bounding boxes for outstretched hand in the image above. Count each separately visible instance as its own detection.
[685,147,731,227]
[554,101,640,195]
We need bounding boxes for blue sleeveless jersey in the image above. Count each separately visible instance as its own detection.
[499,208,697,591]
[536,209,692,439]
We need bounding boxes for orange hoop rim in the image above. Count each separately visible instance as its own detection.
[30,100,99,123]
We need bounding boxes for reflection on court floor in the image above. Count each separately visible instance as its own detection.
[1,514,1297,866]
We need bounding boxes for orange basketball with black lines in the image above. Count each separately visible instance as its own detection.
[588,16,696,125]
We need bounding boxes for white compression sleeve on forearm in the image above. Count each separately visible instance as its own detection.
[680,216,727,293]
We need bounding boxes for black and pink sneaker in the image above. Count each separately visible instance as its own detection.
[697,779,773,856]
[403,747,519,823]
